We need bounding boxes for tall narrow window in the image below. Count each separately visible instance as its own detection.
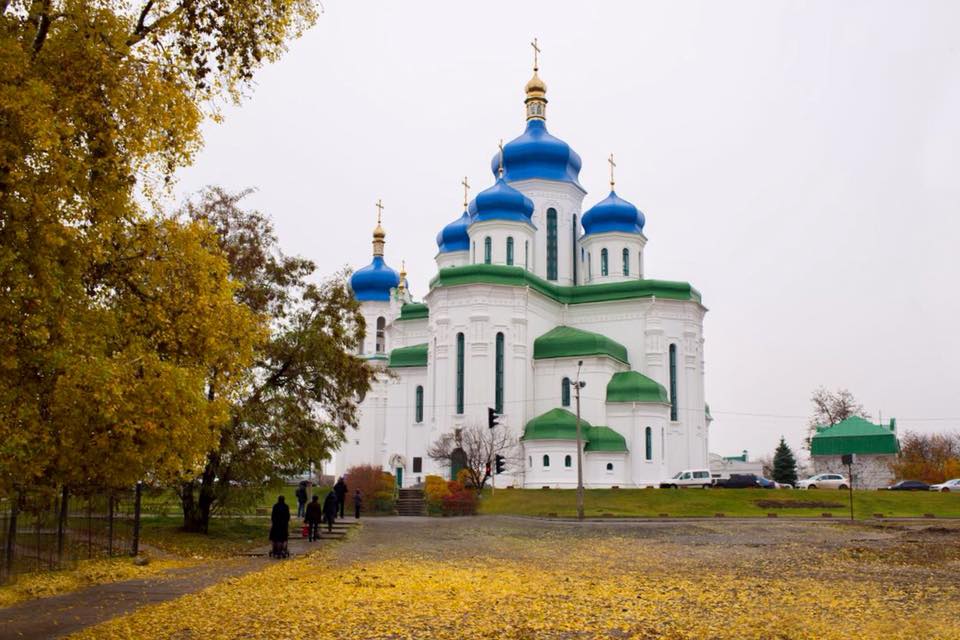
[600,248,608,276]
[669,343,678,421]
[587,253,592,281]
[565,455,572,468]
[471,241,475,263]
[484,237,492,264]
[375,317,386,353]
[506,237,514,266]
[572,213,578,284]
[623,248,630,276]
[543,454,551,467]
[415,386,424,423]
[524,241,529,269]
[494,332,504,413]
[645,426,653,460]
[561,377,571,407]
[546,208,558,280]
[456,333,465,414]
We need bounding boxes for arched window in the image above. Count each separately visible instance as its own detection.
[546,208,558,280]
[484,236,492,264]
[669,343,678,421]
[600,248,609,276]
[494,332,504,413]
[564,454,572,468]
[543,454,551,467]
[506,237,514,266]
[415,386,424,423]
[375,317,386,353]
[528,456,533,468]
[456,333,465,414]
[623,248,630,276]
[645,426,652,460]
[606,462,614,471]
[561,377,571,407]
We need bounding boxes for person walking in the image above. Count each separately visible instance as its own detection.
[353,489,362,519]
[304,495,322,542]
[322,490,338,534]
[268,495,290,558]
[295,481,308,519]
[334,477,348,519]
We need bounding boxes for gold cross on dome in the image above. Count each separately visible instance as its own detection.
[461,176,470,208]
[608,153,616,189]
[498,139,505,178]
[530,37,541,71]
[375,198,384,223]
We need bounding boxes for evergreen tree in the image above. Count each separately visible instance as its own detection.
[772,437,798,486]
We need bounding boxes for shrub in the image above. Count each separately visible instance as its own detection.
[441,489,477,516]
[423,475,449,515]
[343,465,396,514]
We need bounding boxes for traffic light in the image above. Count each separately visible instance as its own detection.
[495,454,506,475]
[488,407,501,429]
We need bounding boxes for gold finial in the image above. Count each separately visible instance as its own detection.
[608,153,616,190]
[524,38,547,121]
[461,176,470,209]
[398,260,407,292]
[497,140,504,178]
[372,199,386,256]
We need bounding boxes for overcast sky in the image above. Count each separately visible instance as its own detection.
[170,0,960,463]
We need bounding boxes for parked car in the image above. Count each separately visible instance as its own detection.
[660,469,713,489]
[929,479,960,493]
[796,474,849,490]
[715,474,762,489]
[757,476,793,489]
[883,480,931,491]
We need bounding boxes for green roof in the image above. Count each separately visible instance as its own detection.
[522,408,590,441]
[387,343,428,368]
[810,416,899,456]
[584,426,628,452]
[428,264,702,305]
[398,303,428,321]
[521,410,627,453]
[606,371,669,404]
[534,326,629,365]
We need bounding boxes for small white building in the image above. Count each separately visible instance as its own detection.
[337,56,710,489]
[709,451,764,479]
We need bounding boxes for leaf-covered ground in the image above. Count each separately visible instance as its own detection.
[70,517,960,639]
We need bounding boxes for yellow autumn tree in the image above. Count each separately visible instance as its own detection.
[0,1,316,493]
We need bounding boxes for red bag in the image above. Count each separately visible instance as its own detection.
[301,524,309,538]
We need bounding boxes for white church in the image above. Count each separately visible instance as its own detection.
[336,52,710,489]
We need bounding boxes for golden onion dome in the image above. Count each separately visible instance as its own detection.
[525,70,547,98]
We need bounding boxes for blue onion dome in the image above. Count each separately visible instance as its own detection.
[468,177,535,225]
[436,209,471,253]
[491,119,583,188]
[350,256,400,301]
[581,190,646,235]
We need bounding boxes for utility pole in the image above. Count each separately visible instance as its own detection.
[574,360,586,521]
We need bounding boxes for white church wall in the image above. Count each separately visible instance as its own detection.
[579,232,647,283]
[606,404,670,487]
[531,356,626,425]
[584,453,628,488]
[510,179,586,286]
[467,220,536,269]
[522,440,581,488]
[436,249,468,270]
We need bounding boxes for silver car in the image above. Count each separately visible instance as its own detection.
[796,473,849,490]
[929,479,960,493]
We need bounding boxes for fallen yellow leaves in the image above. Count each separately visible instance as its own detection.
[68,534,960,640]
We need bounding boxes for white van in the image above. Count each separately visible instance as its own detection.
[660,469,713,489]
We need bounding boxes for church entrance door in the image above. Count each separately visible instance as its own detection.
[451,448,467,481]
[396,467,403,488]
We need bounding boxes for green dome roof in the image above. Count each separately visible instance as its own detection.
[388,343,428,368]
[522,408,591,441]
[584,426,628,452]
[533,326,629,364]
[606,371,669,404]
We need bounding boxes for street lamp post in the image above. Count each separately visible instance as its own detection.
[574,360,586,521]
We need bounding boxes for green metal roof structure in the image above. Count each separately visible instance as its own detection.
[606,371,669,404]
[428,264,702,305]
[387,343,428,368]
[810,416,899,456]
[397,303,428,321]
[521,409,627,452]
[533,326,629,365]
[584,426,628,452]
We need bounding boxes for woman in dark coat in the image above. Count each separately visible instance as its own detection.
[322,490,338,533]
[269,496,290,556]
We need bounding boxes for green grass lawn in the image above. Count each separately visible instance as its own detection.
[478,487,960,519]
[139,516,268,558]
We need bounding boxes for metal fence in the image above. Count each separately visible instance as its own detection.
[0,485,142,585]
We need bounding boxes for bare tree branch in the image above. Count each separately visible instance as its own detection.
[126,3,183,48]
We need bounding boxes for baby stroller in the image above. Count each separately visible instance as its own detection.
[269,539,289,559]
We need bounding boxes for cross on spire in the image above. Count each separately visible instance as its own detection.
[530,37,541,71]
[461,176,470,209]
[375,198,384,224]
[497,139,505,178]
[608,153,616,189]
